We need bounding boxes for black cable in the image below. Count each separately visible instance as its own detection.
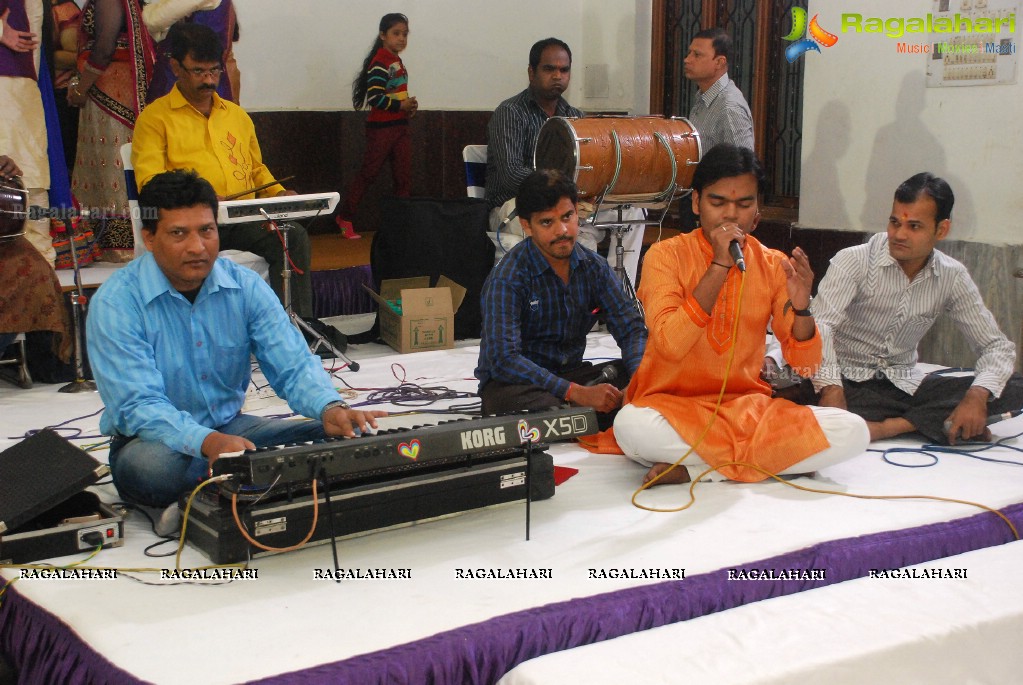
[360,381,477,407]
[10,407,105,440]
[115,502,180,557]
[872,430,1023,469]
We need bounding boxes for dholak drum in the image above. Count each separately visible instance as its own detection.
[0,177,28,240]
[534,116,702,201]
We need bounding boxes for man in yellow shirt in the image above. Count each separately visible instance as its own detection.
[132,23,312,317]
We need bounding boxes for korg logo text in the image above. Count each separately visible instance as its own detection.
[459,427,507,450]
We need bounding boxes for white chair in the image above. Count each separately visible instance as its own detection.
[463,144,527,260]
[463,144,487,199]
[119,143,270,282]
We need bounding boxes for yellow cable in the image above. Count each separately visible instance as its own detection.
[175,475,248,572]
[631,271,747,510]
[665,461,1019,540]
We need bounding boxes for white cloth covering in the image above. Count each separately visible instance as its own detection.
[498,542,1023,685]
[1,333,1021,684]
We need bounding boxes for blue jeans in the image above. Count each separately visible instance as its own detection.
[108,414,329,507]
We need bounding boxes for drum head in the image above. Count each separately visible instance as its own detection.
[534,117,579,182]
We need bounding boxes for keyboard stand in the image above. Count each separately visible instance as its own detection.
[260,210,360,372]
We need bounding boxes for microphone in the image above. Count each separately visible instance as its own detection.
[943,409,1022,436]
[728,240,746,272]
[586,364,619,387]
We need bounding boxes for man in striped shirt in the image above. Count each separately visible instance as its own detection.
[813,173,1022,444]
[484,37,644,287]
[684,28,754,153]
[475,170,646,431]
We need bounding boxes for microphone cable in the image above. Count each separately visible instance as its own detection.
[631,270,748,510]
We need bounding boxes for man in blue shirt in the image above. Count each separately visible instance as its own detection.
[475,170,647,430]
[87,170,384,508]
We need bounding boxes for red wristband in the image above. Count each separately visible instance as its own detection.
[564,383,574,402]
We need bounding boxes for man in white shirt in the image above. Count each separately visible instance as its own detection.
[813,173,1022,444]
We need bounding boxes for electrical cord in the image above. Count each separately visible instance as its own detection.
[671,462,1014,543]
[231,478,319,553]
[631,270,748,508]
[115,502,180,557]
[872,430,1023,468]
[9,407,106,441]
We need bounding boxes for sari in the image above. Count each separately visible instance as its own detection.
[70,0,154,262]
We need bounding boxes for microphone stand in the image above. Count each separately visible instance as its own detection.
[585,203,645,318]
[259,209,360,372]
[605,206,640,305]
[59,210,97,393]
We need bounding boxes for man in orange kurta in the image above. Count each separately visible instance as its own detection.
[613,144,868,484]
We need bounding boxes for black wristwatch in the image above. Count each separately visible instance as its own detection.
[791,297,813,317]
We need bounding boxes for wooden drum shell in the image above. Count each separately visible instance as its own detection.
[534,116,702,201]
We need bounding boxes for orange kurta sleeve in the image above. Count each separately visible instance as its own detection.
[637,240,712,365]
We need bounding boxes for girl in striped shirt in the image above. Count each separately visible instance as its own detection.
[336,13,418,239]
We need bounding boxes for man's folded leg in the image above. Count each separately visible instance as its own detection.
[109,439,208,508]
[614,404,869,483]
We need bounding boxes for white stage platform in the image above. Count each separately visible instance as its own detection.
[499,541,1023,685]
[1,331,1022,684]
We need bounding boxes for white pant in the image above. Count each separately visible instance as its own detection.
[614,404,870,481]
[488,198,644,288]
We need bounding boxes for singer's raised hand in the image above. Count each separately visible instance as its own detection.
[693,222,745,315]
[781,246,813,310]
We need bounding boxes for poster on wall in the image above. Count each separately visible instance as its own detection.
[926,0,1020,86]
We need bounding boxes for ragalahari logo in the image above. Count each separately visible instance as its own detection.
[783,7,838,62]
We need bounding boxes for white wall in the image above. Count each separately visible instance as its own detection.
[799,0,1023,245]
[234,1,651,115]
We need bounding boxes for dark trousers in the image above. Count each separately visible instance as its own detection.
[842,372,1023,444]
[220,220,313,318]
[479,360,628,432]
[340,124,411,221]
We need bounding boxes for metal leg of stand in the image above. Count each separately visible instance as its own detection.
[524,440,532,542]
[291,314,360,372]
[608,223,644,318]
[319,469,344,584]
[59,225,97,394]
[268,217,360,372]
[0,334,32,389]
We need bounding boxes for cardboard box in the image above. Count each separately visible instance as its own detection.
[364,276,467,353]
